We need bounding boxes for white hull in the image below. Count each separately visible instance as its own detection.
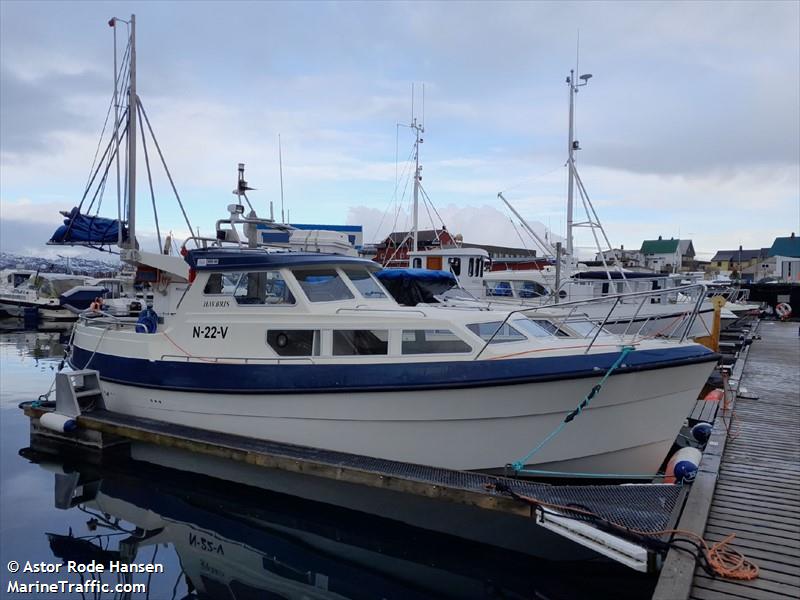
[98,359,713,476]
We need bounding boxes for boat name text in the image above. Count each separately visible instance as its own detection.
[203,299,230,308]
[192,325,229,339]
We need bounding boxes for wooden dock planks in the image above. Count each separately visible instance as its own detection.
[689,321,800,600]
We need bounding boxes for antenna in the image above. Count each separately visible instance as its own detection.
[278,134,285,224]
[422,83,425,130]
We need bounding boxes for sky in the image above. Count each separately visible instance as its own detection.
[1,0,798,261]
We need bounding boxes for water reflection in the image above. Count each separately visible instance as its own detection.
[2,333,657,599]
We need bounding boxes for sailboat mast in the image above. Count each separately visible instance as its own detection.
[412,119,421,253]
[126,13,137,249]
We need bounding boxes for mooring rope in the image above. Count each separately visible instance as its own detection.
[510,345,634,474]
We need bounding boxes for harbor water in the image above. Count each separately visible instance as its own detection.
[0,330,659,600]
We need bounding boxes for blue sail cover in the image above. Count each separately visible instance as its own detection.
[49,208,128,245]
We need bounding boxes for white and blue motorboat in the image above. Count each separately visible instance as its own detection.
[57,15,719,479]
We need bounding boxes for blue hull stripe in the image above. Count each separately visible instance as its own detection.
[70,345,719,394]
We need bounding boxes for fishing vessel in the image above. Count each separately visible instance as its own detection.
[53,15,719,478]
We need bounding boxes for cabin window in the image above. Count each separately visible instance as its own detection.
[449,257,461,276]
[512,318,558,338]
[530,319,570,337]
[516,281,548,298]
[467,321,526,343]
[601,282,610,295]
[485,281,513,297]
[293,268,354,302]
[227,271,295,305]
[468,258,474,277]
[202,271,292,303]
[412,258,422,268]
[267,330,320,356]
[478,259,484,277]
[401,329,472,354]
[342,268,386,299]
[565,320,605,337]
[332,329,389,355]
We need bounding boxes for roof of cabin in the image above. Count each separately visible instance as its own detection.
[185,248,379,271]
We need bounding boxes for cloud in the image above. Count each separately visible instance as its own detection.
[1,0,797,263]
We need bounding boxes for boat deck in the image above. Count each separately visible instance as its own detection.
[654,320,800,600]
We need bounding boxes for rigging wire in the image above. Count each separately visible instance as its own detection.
[82,41,131,198]
[137,101,163,253]
[137,98,197,245]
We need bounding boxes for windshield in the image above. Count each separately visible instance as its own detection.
[342,268,387,299]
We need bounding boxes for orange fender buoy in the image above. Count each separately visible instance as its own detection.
[703,389,724,402]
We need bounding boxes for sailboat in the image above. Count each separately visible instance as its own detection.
[53,16,719,478]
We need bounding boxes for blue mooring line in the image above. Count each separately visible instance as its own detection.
[511,345,638,475]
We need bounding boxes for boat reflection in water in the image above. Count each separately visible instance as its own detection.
[20,443,657,600]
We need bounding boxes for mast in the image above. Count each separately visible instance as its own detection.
[566,69,576,257]
[411,118,422,253]
[126,13,137,249]
[278,134,285,223]
[565,68,591,260]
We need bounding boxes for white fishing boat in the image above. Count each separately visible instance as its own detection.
[51,15,719,479]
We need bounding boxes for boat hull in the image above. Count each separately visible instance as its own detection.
[85,358,715,476]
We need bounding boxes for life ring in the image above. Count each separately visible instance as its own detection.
[776,302,792,320]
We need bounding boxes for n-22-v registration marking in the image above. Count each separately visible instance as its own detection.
[192,325,228,339]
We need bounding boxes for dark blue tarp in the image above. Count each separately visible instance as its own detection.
[375,268,456,306]
[375,268,455,283]
[49,207,127,245]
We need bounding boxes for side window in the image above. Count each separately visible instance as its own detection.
[467,322,526,343]
[468,258,474,277]
[402,329,471,354]
[293,269,354,302]
[449,257,461,276]
[203,273,224,294]
[267,330,320,356]
[478,259,484,277]
[233,271,295,305]
[333,330,388,355]
[412,258,422,268]
[485,281,512,297]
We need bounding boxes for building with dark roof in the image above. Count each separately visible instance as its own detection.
[769,232,800,281]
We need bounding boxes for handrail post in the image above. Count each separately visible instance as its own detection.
[586,296,619,354]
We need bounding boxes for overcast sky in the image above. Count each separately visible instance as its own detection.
[1,0,798,260]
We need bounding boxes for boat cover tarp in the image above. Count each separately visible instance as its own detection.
[375,268,456,306]
[49,208,127,246]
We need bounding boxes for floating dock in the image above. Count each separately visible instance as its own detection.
[654,320,800,600]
